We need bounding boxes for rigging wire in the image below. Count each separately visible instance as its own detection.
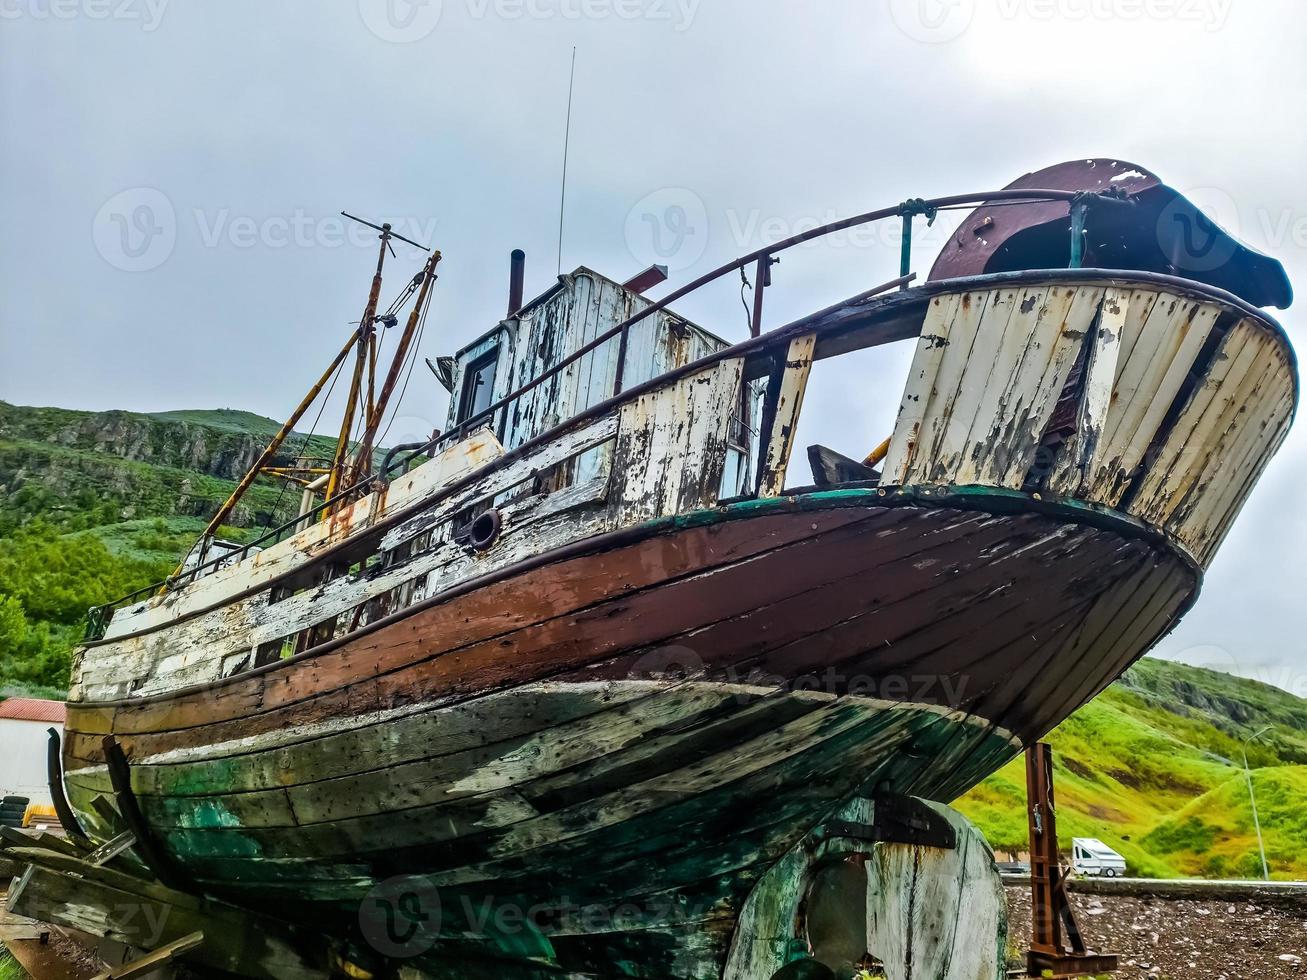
[377,271,436,452]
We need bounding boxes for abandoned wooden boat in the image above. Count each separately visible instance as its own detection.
[58,160,1297,979]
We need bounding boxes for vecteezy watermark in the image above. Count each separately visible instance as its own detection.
[18,896,172,948]
[624,187,709,273]
[465,0,700,30]
[888,0,975,43]
[888,0,1232,43]
[92,188,440,272]
[1007,0,1233,29]
[1155,184,1242,274]
[359,0,699,41]
[191,209,439,251]
[627,644,972,709]
[1155,184,1307,274]
[0,0,169,31]
[359,877,708,958]
[360,876,443,958]
[357,0,443,43]
[93,187,177,272]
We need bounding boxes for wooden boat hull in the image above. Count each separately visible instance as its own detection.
[62,486,1197,977]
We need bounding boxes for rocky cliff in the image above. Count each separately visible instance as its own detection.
[0,403,340,532]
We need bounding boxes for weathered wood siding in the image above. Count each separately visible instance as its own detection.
[448,268,727,449]
[75,361,745,702]
[884,282,1295,565]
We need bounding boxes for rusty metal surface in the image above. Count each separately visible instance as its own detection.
[1026,743,1119,977]
[929,159,1292,309]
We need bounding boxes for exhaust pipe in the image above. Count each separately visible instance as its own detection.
[508,249,526,316]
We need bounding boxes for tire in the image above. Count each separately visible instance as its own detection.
[1,796,29,806]
[1104,869,1117,878]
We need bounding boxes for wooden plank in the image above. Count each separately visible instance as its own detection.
[962,286,1079,488]
[612,359,743,523]
[91,931,204,980]
[991,286,1102,488]
[86,831,137,867]
[64,505,877,752]
[1179,385,1293,559]
[757,334,816,497]
[908,290,994,485]
[1146,350,1279,540]
[1094,289,1171,454]
[882,292,963,484]
[1088,295,1218,505]
[1200,419,1292,562]
[1047,286,1128,496]
[7,861,319,980]
[1127,320,1261,519]
[1109,299,1222,497]
[928,287,1022,482]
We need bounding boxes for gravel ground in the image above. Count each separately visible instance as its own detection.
[1005,886,1307,979]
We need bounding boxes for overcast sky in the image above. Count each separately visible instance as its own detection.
[2,0,1304,694]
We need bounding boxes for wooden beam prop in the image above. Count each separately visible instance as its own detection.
[1026,742,1118,978]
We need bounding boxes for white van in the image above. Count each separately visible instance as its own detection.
[1071,838,1128,878]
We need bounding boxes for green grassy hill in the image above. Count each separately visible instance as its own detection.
[0,402,354,697]
[955,658,1307,880]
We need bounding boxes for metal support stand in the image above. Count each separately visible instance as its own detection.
[1026,743,1118,978]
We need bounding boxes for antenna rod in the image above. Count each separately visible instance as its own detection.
[557,46,577,277]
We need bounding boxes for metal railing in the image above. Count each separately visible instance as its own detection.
[85,186,1098,637]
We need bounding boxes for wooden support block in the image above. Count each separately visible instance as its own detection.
[91,930,204,979]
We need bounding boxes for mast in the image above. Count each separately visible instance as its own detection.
[354,249,442,473]
[171,214,437,585]
[325,223,393,500]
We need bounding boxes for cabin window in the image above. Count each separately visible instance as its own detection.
[458,348,499,423]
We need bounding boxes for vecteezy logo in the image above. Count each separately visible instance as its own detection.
[358,0,443,42]
[1156,185,1241,274]
[359,876,442,958]
[624,187,709,273]
[888,0,975,43]
[92,187,176,272]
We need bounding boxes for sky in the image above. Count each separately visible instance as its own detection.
[1,0,1305,694]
